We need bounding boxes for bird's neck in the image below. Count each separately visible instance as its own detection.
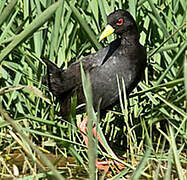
[121,29,140,46]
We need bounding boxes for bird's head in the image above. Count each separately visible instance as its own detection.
[99,9,137,41]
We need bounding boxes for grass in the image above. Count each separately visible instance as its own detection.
[0,0,186,179]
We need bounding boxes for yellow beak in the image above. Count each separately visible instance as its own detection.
[99,24,115,42]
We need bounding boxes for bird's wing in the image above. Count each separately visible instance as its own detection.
[43,53,103,98]
[43,39,121,98]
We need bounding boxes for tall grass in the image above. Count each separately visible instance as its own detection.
[0,0,186,179]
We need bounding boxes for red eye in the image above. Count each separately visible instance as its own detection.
[116,18,124,25]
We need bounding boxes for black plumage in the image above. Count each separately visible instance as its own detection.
[44,9,147,117]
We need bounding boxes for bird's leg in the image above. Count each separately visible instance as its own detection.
[92,126,125,170]
[79,116,109,171]
[78,116,88,146]
[79,116,125,170]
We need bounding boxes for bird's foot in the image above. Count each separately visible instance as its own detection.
[79,116,125,171]
[95,160,110,171]
[96,160,125,171]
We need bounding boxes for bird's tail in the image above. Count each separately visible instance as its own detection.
[42,59,63,98]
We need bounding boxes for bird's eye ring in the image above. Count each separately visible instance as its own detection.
[116,18,124,25]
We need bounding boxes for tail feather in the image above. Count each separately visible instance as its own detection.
[42,59,64,97]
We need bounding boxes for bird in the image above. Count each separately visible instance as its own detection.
[44,9,146,117]
[44,9,147,170]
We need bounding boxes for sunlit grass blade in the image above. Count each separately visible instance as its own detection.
[0,1,61,63]
[131,148,151,180]
[0,0,186,179]
[80,62,97,180]
[67,1,102,50]
[0,0,18,27]
[0,107,65,180]
[169,125,185,180]
[184,54,187,99]
[147,0,171,40]
[49,0,64,61]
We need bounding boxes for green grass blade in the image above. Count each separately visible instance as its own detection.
[131,148,151,180]
[0,1,61,63]
[156,94,187,118]
[80,62,97,180]
[0,107,65,180]
[0,0,18,27]
[184,54,187,99]
[147,0,171,40]
[68,1,102,50]
[49,0,64,60]
[169,125,184,180]
[157,42,187,84]
[0,9,19,46]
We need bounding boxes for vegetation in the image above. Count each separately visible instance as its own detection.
[0,0,186,179]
